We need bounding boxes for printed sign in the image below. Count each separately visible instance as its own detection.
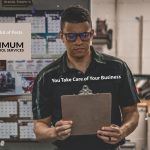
[0,23,31,60]
[2,0,32,7]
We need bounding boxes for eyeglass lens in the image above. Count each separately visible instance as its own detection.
[64,32,91,42]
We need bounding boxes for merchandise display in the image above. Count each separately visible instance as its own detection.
[0,10,60,142]
[134,75,150,100]
[0,96,35,141]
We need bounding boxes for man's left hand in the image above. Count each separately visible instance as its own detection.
[97,124,124,144]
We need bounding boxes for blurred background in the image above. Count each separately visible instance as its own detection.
[0,0,150,150]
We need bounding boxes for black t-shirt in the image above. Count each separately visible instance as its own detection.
[32,47,140,150]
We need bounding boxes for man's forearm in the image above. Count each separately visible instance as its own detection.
[34,121,57,142]
[120,104,139,138]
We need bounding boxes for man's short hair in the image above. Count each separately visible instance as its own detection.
[60,5,92,30]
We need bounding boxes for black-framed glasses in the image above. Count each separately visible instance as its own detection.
[63,32,92,42]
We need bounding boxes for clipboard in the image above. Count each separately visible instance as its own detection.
[61,85,112,136]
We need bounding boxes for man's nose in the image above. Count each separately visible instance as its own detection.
[75,35,82,44]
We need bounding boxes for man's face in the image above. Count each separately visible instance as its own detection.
[60,21,94,59]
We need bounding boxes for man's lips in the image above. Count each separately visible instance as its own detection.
[73,48,85,51]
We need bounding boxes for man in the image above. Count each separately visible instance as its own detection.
[32,5,140,150]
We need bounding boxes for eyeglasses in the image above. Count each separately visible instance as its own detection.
[63,32,92,42]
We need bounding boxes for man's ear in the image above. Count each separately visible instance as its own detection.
[90,29,94,45]
[90,29,94,39]
[59,31,64,43]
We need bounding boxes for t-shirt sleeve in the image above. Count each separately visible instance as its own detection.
[32,73,53,119]
[118,62,140,107]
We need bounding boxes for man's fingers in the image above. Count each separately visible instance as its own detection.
[57,128,71,136]
[97,124,123,144]
[110,136,118,142]
[97,134,118,144]
[97,134,108,141]
[101,126,119,132]
[55,120,72,127]
[55,124,72,132]
[57,132,71,140]
[55,122,72,140]
[97,130,121,138]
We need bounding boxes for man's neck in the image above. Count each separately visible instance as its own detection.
[67,51,92,73]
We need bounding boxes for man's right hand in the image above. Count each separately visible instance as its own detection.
[55,120,73,140]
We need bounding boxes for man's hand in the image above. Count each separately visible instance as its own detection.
[55,120,73,140]
[97,104,139,145]
[97,124,124,144]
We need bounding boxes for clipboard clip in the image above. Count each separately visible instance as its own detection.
[79,85,93,95]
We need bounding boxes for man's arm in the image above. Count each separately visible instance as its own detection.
[97,103,139,144]
[33,116,73,142]
[120,103,139,137]
[33,116,56,141]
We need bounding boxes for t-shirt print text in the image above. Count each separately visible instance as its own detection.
[51,75,122,83]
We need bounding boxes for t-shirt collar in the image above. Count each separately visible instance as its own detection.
[61,46,106,74]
